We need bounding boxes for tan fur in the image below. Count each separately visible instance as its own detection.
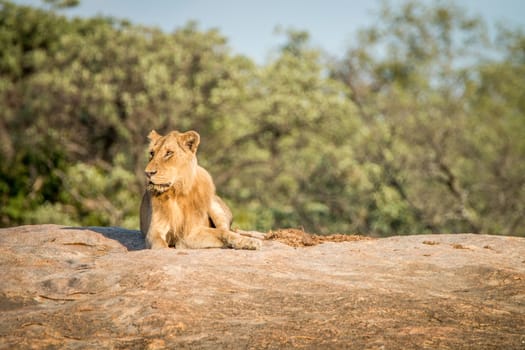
[139,130,260,250]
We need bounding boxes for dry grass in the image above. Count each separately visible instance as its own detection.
[264,228,371,247]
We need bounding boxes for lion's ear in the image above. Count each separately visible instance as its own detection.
[147,130,162,142]
[180,130,200,153]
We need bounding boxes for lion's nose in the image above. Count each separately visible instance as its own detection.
[145,170,157,178]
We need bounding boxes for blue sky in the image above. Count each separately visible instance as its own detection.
[11,0,525,63]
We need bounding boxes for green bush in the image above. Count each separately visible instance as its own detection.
[1,0,523,236]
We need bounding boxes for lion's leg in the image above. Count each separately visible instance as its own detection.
[182,227,226,249]
[184,227,261,250]
[221,230,261,250]
[145,228,169,249]
[215,228,262,250]
[208,196,233,230]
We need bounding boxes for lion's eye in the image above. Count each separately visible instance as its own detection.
[165,150,174,158]
[149,151,154,159]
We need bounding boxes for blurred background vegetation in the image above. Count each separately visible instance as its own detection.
[1,0,524,236]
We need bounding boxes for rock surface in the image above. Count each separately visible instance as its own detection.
[1,225,525,349]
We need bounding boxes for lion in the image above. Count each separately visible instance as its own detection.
[139,129,261,250]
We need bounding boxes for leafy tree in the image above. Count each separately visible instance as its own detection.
[1,0,523,237]
[215,30,361,231]
[333,1,525,235]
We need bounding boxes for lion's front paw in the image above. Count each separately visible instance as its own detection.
[146,235,169,249]
[230,236,262,250]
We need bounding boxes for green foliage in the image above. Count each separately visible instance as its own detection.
[332,0,525,235]
[0,0,523,236]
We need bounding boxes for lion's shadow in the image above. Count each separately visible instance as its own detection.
[62,226,146,251]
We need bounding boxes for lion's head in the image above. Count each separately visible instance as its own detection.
[144,130,200,195]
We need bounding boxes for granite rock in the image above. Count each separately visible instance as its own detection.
[1,225,524,349]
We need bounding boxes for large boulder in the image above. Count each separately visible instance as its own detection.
[1,225,524,349]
